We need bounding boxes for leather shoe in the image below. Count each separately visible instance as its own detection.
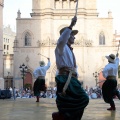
[107,107,116,111]
[52,112,65,120]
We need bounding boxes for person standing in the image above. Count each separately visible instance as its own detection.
[52,16,89,120]
[102,53,120,110]
[33,58,50,102]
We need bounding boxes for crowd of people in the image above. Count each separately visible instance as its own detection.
[7,86,120,100]
[8,87,57,99]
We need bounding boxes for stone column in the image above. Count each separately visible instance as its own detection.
[32,0,40,13]
[0,0,4,89]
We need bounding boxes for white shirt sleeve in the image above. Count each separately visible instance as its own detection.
[102,66,108,78]
[44,60,51,70]
[57,28,71,55]
[33,68,38,79]
[115,57,119,66]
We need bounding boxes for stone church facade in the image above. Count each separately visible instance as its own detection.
[13,0,118,89]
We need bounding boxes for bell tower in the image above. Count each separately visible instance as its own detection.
[31,0,54,17]
[0,0,4,89]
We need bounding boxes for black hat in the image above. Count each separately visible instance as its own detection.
[60,27,78,35]
[105,54,115,63]
[39,61,45,67]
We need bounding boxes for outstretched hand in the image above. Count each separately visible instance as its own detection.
[69,16,77,29]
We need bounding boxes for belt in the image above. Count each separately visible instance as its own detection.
[58,68,76,95]
[58,67,77,78]
[107,76,116,80]
[37,76,45,79]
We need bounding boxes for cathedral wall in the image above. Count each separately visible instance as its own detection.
[0,2,3,76]
[15,15,114,88]
[85,18,113,46]
[16,19,41,47]
[85,0,96,9]
[14,0,116,88]
[0,0,4,89]
[32,0,54,13]
[74,46,116,87]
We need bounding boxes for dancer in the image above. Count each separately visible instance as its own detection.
[102,53,120,110]
[33,58,50,102]
[52,16,89,120]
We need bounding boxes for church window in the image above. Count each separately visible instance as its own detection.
[55,0,76,9]
[55,0,59,9]
[7,45,9,50]
[24,32,31,46]
[4,45,6,49]
[99,32,105,45]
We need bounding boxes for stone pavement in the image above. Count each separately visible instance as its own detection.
[0,98,120,120]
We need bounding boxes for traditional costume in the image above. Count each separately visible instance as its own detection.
[33,59,50,102]
[102,54,120,110]
[52,26,89,120]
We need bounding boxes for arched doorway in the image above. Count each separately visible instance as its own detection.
[24,72,33,90]
[4,76,13,89]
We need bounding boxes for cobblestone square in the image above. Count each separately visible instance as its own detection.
[0,98,120,120]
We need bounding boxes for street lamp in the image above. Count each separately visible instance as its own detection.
[19,63,28,89]
[93,72,99,86]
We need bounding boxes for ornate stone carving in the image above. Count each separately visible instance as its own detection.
[37,40,40,47]
[39,37,56,46]
[26,55,30,63]
[38,37,93,47]
[74,38,84,46]
[84,39,93,47]
[51,39,57,45]
[74,38,93,47]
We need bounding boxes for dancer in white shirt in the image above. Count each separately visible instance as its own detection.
[102,53,120,110]
[33,58,50,102]
[52,16,89,120]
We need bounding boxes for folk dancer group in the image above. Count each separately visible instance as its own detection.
[33,16,120,120]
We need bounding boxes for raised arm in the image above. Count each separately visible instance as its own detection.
[57,28,71,54]
[45,58,51,70]
[57,16,77,54]
[115,53,119,66]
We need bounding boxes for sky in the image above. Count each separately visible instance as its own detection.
[3,0,120,33]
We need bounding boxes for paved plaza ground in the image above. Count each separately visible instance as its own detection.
[0,98,120,120]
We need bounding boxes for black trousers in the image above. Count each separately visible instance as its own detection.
[33,78,46,96]
[102,79,118,106]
